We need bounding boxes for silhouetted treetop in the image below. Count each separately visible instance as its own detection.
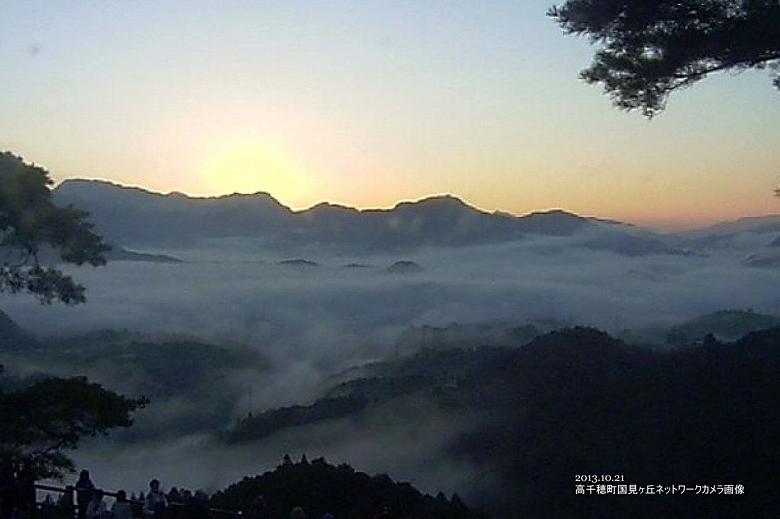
[0,152,109,304]
[0,369,146,478]
[211,457,485,519]
[549,0,780,116]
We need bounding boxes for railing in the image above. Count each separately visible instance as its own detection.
[31,483,240,518]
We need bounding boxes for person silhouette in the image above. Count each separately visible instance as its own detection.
[75,470,95,519]
[143,479,168,518]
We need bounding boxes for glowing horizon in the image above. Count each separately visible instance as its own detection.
[2,1,778,233]
[53,173,777,233]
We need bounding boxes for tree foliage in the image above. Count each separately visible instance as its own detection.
[0,369,146,478]
[0,152,109,304]
[211,457,485,519]
[0,152,141,479]
[549,0,780,116]
[224,397,368,443]
[237,326,780,517]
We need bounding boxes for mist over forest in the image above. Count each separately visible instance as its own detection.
[3,0,780,516]
[2,180,779,518]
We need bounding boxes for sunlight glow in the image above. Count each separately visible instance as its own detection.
[200,135,309,201]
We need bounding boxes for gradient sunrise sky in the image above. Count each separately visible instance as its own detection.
[1,0,778,230]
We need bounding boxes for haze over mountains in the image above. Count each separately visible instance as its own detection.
[52,179,587,250]
[1,178,778,519]
[3,0,778,513]
[3,305,779,518]
[48,180,664,255]
[0,177,772,348]
[53,179,780,261]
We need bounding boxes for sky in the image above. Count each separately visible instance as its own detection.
[0,0,778,231]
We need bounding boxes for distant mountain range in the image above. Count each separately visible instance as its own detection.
[52,179,590,251]
[697,214,780,235]
[52,179,780,259]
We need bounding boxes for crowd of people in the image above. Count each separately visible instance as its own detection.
[73,471,180,519]
[0,466,369,519]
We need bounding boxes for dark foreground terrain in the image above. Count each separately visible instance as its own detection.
[224,326,780,518]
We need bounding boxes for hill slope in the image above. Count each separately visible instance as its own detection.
[211,457,485,519]
[54,180,670,253]
[223,327,780,518]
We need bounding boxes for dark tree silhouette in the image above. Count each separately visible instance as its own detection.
[0,371,146,478]
[0,152,109,304]
[211,457,485,519]
[0,152,142,479]
[549,1,780,116]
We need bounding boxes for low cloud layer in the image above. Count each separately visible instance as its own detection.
[3,231,778,505]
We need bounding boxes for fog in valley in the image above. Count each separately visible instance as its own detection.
[3,1,780,516]
[2,221,779,505]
